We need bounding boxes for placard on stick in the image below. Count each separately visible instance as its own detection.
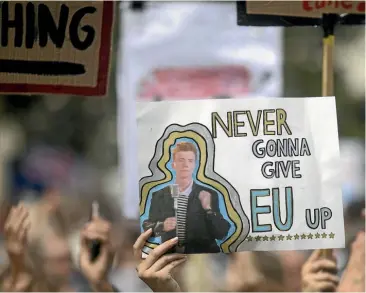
[0,1,114,96]
[246,1,365,18]
[237,0,364,260]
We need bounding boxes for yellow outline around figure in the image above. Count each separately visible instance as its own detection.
[140,130,242,253]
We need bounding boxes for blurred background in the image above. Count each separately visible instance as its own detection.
[0,1,364,292]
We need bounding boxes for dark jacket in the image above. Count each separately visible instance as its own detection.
[142,182,230,253]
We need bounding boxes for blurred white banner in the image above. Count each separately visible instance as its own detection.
[117,2,284,219]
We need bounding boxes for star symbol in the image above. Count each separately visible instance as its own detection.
[322,233,327,238]
[247,236,253,242]
[294,234,300,240]
[270,235,276,241]
[301,234,306,240]
[307,233,313,239]
[278,235,285,241]
[315,232,321,239]
[255,236,262,242]
[286,234,293,240]
[263,236,269,241]
[329,232,335,239]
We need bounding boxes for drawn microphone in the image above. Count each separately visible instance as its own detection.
[170,184,179,211]
[170,184,187,251]
[89,201,101,262]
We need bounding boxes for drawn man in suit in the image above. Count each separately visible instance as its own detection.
[143,142,230,253]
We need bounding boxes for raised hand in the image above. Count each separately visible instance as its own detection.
[79,202,115,291]
[301,249,339,292]
[3,203,32,290]
[199,190,212,210]
[134,229,186,292]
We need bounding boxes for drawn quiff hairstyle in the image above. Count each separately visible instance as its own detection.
[172,142,198,160]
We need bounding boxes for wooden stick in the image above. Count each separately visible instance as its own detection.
[320,15,336,260]
[321,35,334,97]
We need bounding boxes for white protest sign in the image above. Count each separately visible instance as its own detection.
[137,97,344,254]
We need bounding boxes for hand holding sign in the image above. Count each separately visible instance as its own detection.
[134,229,186,292]
[301,250,338,292]
[199,190,212,210]
[79,202,114,289]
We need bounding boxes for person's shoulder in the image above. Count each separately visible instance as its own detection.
[152,185,170,197]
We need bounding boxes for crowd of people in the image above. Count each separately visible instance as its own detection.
[0,192,364,292]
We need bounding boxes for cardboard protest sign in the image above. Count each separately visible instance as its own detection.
[246,1,365,18]
[0,1,113,96]
[137,97,344,254]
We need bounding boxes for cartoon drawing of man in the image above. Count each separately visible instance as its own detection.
[142,142,230,253]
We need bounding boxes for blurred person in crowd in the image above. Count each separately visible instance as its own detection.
[134,228,187,292]
[110,220,151,291]
[225,251,285,291]
[277,250,306,292]
[337,209,365,292]
[0,202,117,292]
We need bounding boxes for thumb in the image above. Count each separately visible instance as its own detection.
[308,249,322,262]
[91,201,100,221]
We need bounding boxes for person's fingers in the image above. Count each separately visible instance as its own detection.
[133,229,153,262]
[12,209,29,237]
[308,249,322,262]
[86,221,111,235]
[315,281,337,292]
[91,201,99,221]
[83,230,108,243]
[166,217,176,223]
[140,237,178,271]
[159,257,187,275]
[18,219,31,242]
[4,207,16,232]
[148,254,186,272]
[313,272,339,284]
[311,259,337,273]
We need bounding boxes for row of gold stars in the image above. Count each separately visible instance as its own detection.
[246,232,335,242]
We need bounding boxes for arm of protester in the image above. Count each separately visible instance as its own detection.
[79,202,116,292]
[134,229,187,292]
[3,204,33,291]
[337,209,365,292]
[301,249,339,292]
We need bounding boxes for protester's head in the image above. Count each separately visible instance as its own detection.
[28,227,72,291]
[278,251,306,292]
[226,251,285,292]
[251,252,285,291]
[172,142,197,180]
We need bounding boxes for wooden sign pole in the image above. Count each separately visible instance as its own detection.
[320,13,337,259]
[321,14,337,97]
